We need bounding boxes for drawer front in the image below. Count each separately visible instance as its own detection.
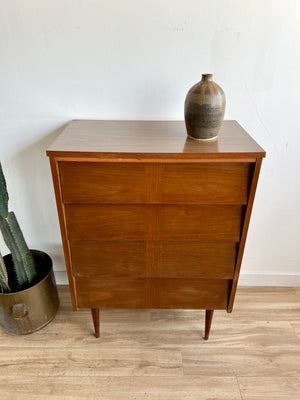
[60,162,146,204]
[70,240,146,278]
[159,241,237,279]
[158,279,230,309]
[75,278,230,309]
[65,205,148,240]
[60,162,252,205]
[70,240,236,279]
[162,163,252,204]
[76,278,145,308]
[65,205,243,241]
[161,205,243,241]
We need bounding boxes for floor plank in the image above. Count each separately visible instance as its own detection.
[182,346,300,377]
[290,323,300,340]
[0,347,182,377]
[0,376,242,400]
[238,377,300,399]
[231,287,300,322]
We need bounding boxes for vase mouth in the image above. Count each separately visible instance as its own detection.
[202,73,213,81]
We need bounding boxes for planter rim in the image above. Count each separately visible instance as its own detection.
[0,249,53,296]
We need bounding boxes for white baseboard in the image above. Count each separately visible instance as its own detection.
[54,271,69,285]
[53,271,300,287]
[239,273,300,287]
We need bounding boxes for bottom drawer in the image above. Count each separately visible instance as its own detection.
[157,279,230,309]
[75,277,230,310]
[76,278,145,308]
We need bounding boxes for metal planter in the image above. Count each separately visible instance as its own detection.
[0,250,59,335]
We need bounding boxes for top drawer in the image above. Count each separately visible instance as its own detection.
[59,162,252,204]
[60,162,147,204]
[162,163,252,204]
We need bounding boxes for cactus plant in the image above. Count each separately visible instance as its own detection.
[0,162,37,293]
[0,252,9,292]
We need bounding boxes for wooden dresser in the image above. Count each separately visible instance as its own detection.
[47,120,265,339]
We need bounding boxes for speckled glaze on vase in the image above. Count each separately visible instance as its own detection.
[184,74,226,141]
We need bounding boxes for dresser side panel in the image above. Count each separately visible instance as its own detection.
[227,158,263,312]
[49,157,78,310]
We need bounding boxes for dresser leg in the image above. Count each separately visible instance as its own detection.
[204,309,214,340]
[91,308,100,338]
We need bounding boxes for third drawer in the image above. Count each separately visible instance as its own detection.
[70,240,237,279]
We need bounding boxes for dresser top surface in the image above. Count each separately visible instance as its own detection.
[47,120,265,159]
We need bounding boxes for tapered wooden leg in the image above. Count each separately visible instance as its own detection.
[91,308,100,338]
[204,309,214,340]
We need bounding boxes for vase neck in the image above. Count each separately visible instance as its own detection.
[202,74,213,82]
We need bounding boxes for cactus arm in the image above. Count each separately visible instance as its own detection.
[0,163,9,218]
[0,213,37,288]
[0,251,10,293]
[7,212,37,283]
[0,215,28,287]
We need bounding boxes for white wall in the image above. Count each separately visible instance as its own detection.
[0,0,299,286]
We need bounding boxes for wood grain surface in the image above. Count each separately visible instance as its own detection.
[0,286,299,400]
[75,278,230,310]
[70,240,146,278]
[70,240,237,279]
[228,158,263,312]
[161,205,244,241]
[65,204,244,241]
[158,241,237,278]
[76,278,146,308]
[60,161,253,205]
[161,162,253,204]
[60,162,147,204]
[157,278,230,309]
[46,120,266,159]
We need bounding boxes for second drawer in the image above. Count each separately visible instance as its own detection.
[65,204,244,241]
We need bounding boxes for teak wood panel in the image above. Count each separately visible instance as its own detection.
[160,205,243,241]
[59,161,253,205]
[49,158,78,310]
[161,163,253,204]
[228,157,263,312]
[65,205,147,240]
[70,241,146,279]
[59,162,147,204]
[70,240,237,279]
[75,278,230,309]
[158,279,230,309]
[65,204,244,241]
[46,120,266,159]
[76,278,145,308]
[159,241,237,279]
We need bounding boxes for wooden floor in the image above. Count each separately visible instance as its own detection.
[0,286,300,399]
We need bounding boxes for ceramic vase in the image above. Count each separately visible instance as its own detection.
[184,74,226,141]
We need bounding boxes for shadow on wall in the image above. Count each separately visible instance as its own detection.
[3,123,69,272]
